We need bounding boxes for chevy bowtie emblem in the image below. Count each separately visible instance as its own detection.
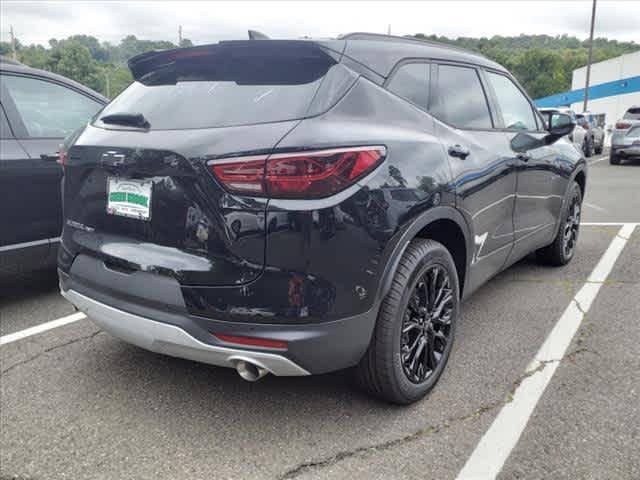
[100,150,128,167]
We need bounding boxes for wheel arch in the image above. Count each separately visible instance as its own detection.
[377,206,472,302]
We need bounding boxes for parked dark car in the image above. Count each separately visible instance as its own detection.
[0,57,107,276]
[59,34,585,404]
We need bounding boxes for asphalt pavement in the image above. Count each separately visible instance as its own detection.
[1,151,638,480]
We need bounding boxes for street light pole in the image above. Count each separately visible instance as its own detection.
[583,0,597,112]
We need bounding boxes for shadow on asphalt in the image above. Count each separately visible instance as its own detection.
[0,268,59,303]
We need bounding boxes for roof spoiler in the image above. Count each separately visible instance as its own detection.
[127,40,337,82]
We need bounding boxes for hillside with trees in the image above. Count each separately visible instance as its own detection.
[1,33,637,99]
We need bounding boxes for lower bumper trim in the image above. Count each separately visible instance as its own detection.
[62,289,310,376]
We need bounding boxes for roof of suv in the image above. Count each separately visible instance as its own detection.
[338,32,506,77]
[128,33,508,84]
[0,56,108,103]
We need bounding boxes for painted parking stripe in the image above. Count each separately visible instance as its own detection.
[456,223,636,480]
[581,222,639,226]
[0,312,86,346]
[588,155,608,166]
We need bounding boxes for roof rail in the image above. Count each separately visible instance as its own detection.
[338,32,486,57]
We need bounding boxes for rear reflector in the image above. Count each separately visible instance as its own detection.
[616,122,632,129]
[209,146,386,199]
[213,334,288,350]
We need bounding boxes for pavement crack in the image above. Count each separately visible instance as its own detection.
[1,330,102,375]
[573,298,587,316]
[278,402,500,479]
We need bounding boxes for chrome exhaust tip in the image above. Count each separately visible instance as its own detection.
[235,360,268,382]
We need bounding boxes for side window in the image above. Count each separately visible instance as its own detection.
[432,65,492,129]
[1,75,102,138]
[386,63,429,110]
[486,72,537,131]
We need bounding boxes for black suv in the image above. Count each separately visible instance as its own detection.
[59,34,585,404]
[0,57,107,276]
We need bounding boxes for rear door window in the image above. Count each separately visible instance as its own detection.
[1,74,103,138]
[431,64,493,129]
[386,63,429,110]
[623,108,640,120]
[485,72,537,131]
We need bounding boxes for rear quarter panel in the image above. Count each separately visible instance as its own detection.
[185,78,455,324]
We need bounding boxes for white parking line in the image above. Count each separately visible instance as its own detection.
[0,312,86,346]
[582,222,639,226]
[588,155,609,166]
[583,201,607,213]
[456,223,636,480]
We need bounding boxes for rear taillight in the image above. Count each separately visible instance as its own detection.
[616,122,632,130]
[57,146,68,167]
[209,146,386,199]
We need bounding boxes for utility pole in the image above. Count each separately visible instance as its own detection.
[9,25,17,60]
[583,0,597,112]
[387,24,391,36]
[178,25,183,46]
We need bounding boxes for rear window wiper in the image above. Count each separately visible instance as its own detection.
[100,112,150,129]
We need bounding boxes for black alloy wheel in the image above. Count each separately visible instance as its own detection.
[537,181,582,266]
[355,239,459,404]
[562,195,581,259]
[401,265,453,383]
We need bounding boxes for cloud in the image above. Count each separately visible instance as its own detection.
[1,0,638,46]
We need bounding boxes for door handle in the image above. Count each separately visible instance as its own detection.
[40,153,59,161]
[516,153,531,162]
[448,144,470,159]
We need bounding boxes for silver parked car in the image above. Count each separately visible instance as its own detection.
[539,107,587,155]
[576,112,605,155]
[610,106,640,165]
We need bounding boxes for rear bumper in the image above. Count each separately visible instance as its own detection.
[62,289,310,376]
[611,145,640,158]
[59,264,377,374]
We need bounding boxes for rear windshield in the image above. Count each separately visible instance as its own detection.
[623,108,640,120]
[96,48,356,130]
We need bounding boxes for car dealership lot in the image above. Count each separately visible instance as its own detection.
[1,152,639,480]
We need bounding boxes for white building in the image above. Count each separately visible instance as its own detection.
[571,51,640,127]
[535,50,640,144]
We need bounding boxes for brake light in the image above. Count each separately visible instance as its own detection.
[209,146,386,199]
[616,122,632,129]
[213,334,288,350]
[57,146,67,167]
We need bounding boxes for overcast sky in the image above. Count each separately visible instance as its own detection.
[1,1,639,47]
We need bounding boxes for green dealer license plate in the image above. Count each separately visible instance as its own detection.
[106,177,152,221]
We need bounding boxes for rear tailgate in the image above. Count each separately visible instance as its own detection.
[62,122,297,286]
[61,40,354,287]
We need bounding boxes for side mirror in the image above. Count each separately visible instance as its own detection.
[543,112,576,144]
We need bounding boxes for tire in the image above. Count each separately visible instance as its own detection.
[595,143,603,155]
[537,182,582,266]
[583,137,593,158]
[610,151,621,165]
[355,239,459,404]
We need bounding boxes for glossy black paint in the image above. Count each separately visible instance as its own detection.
[59,37,586,372]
